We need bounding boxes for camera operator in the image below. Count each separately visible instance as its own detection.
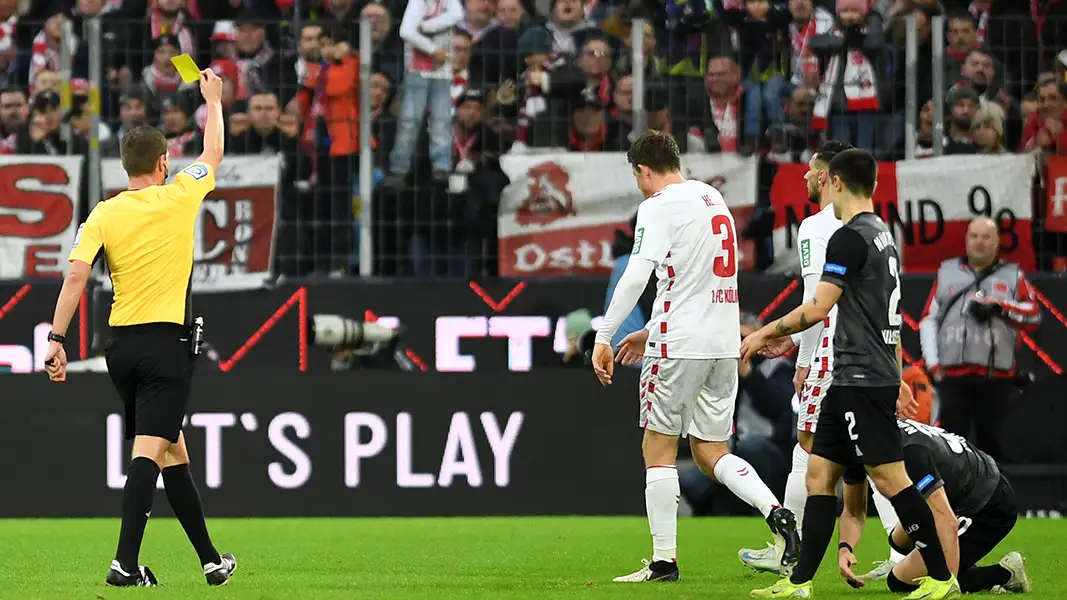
[919,217,1041,460]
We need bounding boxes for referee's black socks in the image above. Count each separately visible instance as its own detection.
[163,464,222,567]
[116,457,159,572]
[890,485,953,581]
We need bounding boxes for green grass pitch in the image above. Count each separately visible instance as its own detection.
[0,517,1062,599]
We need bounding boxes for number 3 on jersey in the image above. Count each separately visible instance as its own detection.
[711,214,736,277]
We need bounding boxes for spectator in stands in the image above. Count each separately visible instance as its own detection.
[321,0,359,40]
[195,59,238,130]
[66,93,112,143]
[370,72,397,162]
[297,23,360,275]
[1020,80,1067,154]
[953,47,1013,111]
[766,85,818,163]
[103,88,150,157]
[577,34,615,109]
[0,87,28,138]
[609,74,635,146]
[699,54,746,153]
[945,13,980,84]
[31,68,60,97]
[919,217,1042,460]
[142,35,197,98]
[385,0,463,187]
[1020,91,1039,124]
[0,0,18,89]
[280,22,321,107]
[547,0,594,58]
[146,0,196,57]
[718,0,793,149]
[159,92,201,157]
[235,7,282,97]
[470,0,527,85]
[230,91,298,157]
[889,0,939,134]
[786,0,834,89]
[17,92,74,155]
[611,19,661,84]
[451,87,507,273]
[644,89,672,139]
[568,88,624,151]
[809,0,885,151]
[211,20,238,61]
[494,26,584,149]
[461,0,498,41]
[945,85,979,153]
[361,3,404,84]
[451,28,473,110]
[971,101,1006,154]
[29,6,75,87]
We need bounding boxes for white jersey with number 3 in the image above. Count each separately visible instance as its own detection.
[632,180,740,359]
[797,203,841,372]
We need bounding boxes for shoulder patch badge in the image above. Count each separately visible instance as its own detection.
[72,224,84,248]
[182,164,209,180]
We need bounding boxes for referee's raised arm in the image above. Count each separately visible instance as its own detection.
[196,68,224,171]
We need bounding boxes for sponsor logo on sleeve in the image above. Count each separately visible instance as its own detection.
[182,164,210,181]
[824,263,846,275]
[800,239,811,268]
[632,227,644,254]
[72,224,84,248]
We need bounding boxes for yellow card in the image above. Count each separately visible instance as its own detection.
[170,54,201,84]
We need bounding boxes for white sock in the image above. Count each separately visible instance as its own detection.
[869,477,907,563]
[646,466,679,563]
[713,453,780,518]
[785,443,810,536]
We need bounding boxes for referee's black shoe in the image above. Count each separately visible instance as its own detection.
[204,553,237,586]
[106,560,159,587]
[768,506,801,576]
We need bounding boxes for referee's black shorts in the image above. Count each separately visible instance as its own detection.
[812,384,903,467]
[959,475,1018,571]
[104,323,193,443]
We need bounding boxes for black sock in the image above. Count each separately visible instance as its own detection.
[790,495,837,584]
[890,485,952,581]
[887,570,921,593]
[115,457,160,572]
[959,565,1011,593]
[163,464,222,567]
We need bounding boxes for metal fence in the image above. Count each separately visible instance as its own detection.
[5,4,1066,279]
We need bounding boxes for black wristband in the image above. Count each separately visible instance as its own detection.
[839,542,854,553]
[47,332,66,344]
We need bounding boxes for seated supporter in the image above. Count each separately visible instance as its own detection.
[159,91,201,158]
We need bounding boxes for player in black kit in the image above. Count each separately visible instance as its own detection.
[838,419,1031,595]
[742,149,960,599]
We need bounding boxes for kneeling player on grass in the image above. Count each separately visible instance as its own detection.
[837,419,1031,595]
[592,131,801,583]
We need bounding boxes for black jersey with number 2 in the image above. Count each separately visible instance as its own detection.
[897,419,1002,515]
[820,212,902,388]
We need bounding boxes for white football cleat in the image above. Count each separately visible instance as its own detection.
[612,559,680,582]
[859,559,898,582]
[739,543,782,574]
[997,551,1031,593]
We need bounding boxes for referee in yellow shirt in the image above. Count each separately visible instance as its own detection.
[45,68,236,588]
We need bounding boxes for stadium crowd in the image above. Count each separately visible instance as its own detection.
[0,0,1065,275]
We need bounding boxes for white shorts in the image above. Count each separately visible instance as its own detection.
[796,368,832,433]
[639,356,738,441]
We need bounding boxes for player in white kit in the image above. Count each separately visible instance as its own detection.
[738,141,909,581]
[592,131,800,583]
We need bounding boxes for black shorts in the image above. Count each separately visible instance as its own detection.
[959,475,1018,571]
[104,323,194,443]
[811,385,903,467]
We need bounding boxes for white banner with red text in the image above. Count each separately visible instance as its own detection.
[769,153,1038,273]
[101,156,280,292]
[497,152,760,276]
[0,155,85,279]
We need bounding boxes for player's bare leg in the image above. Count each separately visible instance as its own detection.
[740,429,812,574]
[613,429,681,583]
[691,438,800,575]
[866,461,960,598]
[860,482,907,581]
[106,435,170,587]
[163,432,237,585]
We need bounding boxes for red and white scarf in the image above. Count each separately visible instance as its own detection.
[707,87,742,152]
[142,64,183,94]
[150,11,195,56]
[812,39,879,130]
[516,65,550,144]
[237,44,276,101]
[166,129,197,157]
[968,1,990,44]
[29,30,76,85]
[788,8,834,85]
[451,69,468,109]
[569,125,606,151]
[453,125,478,162]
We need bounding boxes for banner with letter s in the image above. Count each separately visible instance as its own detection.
[497,152,758,276]
[101,156,280,292]
[769,154,1036,273]
[1045,155,1067,233]
[0,155,84,279]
